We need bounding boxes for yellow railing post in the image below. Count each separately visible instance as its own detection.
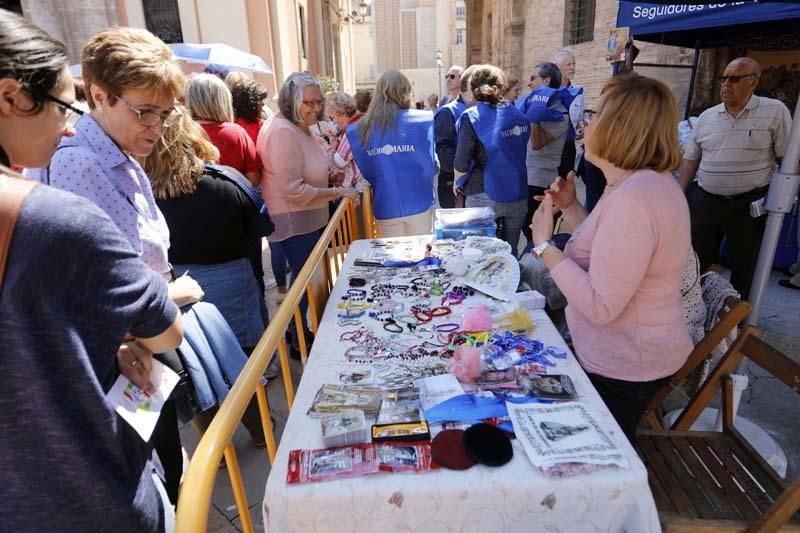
[175,199,357,533]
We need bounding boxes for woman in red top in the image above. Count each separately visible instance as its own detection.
[185,73,261,185]
[231,79,269,146]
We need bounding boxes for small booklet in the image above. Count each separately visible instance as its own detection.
[516,373,577,400]
[105,358,179,441]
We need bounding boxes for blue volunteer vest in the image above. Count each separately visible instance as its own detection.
[436,96,475,187]
[562,86,584,141]
[440,97,467,123]
[464,102,529,203]
[347,109,436,220]
[516,86,566,123]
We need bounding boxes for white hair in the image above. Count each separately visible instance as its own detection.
[278,72,324,126]
[553,49,575,63]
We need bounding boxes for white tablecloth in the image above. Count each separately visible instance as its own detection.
[264,239,661,532]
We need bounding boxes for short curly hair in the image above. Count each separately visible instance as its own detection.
[231,80,267,122]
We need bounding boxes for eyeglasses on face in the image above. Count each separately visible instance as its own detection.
[110,92,181,127]
[718,73,759,84]
[303,99,325,108]
[44,94,84,128]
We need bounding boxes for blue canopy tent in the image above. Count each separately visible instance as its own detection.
[617,1,800,48]
[617,1,800,326]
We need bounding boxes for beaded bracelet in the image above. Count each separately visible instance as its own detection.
[394,314,418,328]
[373,298,397,313]
[338,309,365,319]
[368,310,395,322]
[344,345,371,362]
[441,292,465,306]
[452,285,475,296]
[383,322,403,333]
[346,288,367,300]
[339,329,364,342]
[337,300,370,311]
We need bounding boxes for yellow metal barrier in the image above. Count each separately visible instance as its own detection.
[360,182,382,239]
[175,198,358,533]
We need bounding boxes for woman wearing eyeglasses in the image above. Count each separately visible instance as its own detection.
[43,26,200,506]
[0,11,182,531]
[258,72,357,351]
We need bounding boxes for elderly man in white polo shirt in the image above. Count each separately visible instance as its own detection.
[679,57,791,299]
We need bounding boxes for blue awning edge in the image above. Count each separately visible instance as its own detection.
[617,1,800,47]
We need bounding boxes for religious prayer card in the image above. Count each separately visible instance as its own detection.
[105,358,180,441]
[506,402,629,469]
[416,374,465,411]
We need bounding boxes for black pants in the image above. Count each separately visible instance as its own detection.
[558,139,577,179]
[581,159,606,213]
[150,397,181,505]
[587,372,669,444]
[150,349,186,505]
[438,171,456,209]
[690,186,767,300]
[522,185,548,244]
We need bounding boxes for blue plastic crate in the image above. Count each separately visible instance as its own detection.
[434,221,496,241]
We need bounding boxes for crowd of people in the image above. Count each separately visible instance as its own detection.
[1,6,795,531]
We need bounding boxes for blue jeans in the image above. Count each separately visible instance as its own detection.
[172,259,266,348]
[270,242,289,288]
[272,229,321,346]
[466,193,526,258]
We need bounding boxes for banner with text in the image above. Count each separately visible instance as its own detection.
[617,1,800,39]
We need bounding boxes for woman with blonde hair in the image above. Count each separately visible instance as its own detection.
[347,69,436,237]
[454,64,529,256]
[141,110,273,353]
[531,74,692,442]
[141,110,272,443]
[185,73,261,185]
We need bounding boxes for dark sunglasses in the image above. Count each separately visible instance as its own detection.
[718,73,759,84]
[445,73,457,80]
[44,94,85,127]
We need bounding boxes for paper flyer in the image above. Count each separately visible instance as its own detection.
[506,401,629,469]
[415,373,464,411]
[106,358,180,441]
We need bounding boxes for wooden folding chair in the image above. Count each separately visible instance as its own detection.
[637,326,800,532]
[641,296,751,430]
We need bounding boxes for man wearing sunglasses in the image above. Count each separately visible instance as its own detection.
[438,65,463,107]
[435,65,477,208]
[679,57,791,299]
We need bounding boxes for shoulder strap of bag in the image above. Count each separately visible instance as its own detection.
[0,170,39,289]
[204,163,263,208]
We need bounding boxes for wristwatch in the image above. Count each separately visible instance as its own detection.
[532,240,554,258]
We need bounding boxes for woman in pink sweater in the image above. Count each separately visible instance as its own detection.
[258,72,357,349]
[531,74,692,441]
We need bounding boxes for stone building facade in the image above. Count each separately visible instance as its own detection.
[17,0,355,96]
[467,0,800,119]
[466,0,694,112]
